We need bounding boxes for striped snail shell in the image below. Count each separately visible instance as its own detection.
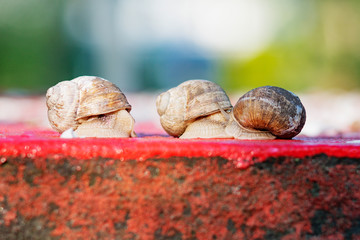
[226,86,306,139]
[46,76,136,138]
[156,80,233,138]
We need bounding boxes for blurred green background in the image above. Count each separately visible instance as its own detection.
[0,0,360,94]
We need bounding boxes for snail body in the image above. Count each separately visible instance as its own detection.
[180,112,230,139]
[46,76,136,138]
[156,80,233,138]
[225,86,306,139]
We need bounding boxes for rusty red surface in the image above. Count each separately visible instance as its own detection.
[1,124,360,169]
[1,124,360,239]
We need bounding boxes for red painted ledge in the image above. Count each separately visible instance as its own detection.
[1,124,360,239]
[0,124,360,169]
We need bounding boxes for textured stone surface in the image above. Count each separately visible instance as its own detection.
[1,125,360,239]
[0,154,360,239]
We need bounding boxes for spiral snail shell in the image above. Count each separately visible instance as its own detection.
[225,86,306,139]
[156,80,233,138]
[46,76,136,138]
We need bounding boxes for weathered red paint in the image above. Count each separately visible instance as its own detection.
[1,125,360,169]
[0,124,360,239]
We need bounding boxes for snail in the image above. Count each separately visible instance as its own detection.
[225,86,306,140]
[156,80,233,138]
[46,76,136,138]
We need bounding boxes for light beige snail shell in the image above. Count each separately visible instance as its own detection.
[156,79,233,138]
[225,86,306,139]
[46,76,136,138]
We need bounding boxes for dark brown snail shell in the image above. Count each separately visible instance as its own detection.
[233,86,306,139]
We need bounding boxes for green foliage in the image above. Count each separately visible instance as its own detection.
[0,0,72,93]
[1,0,360,93]
[220,0,360,93]
[220,42,320,93]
